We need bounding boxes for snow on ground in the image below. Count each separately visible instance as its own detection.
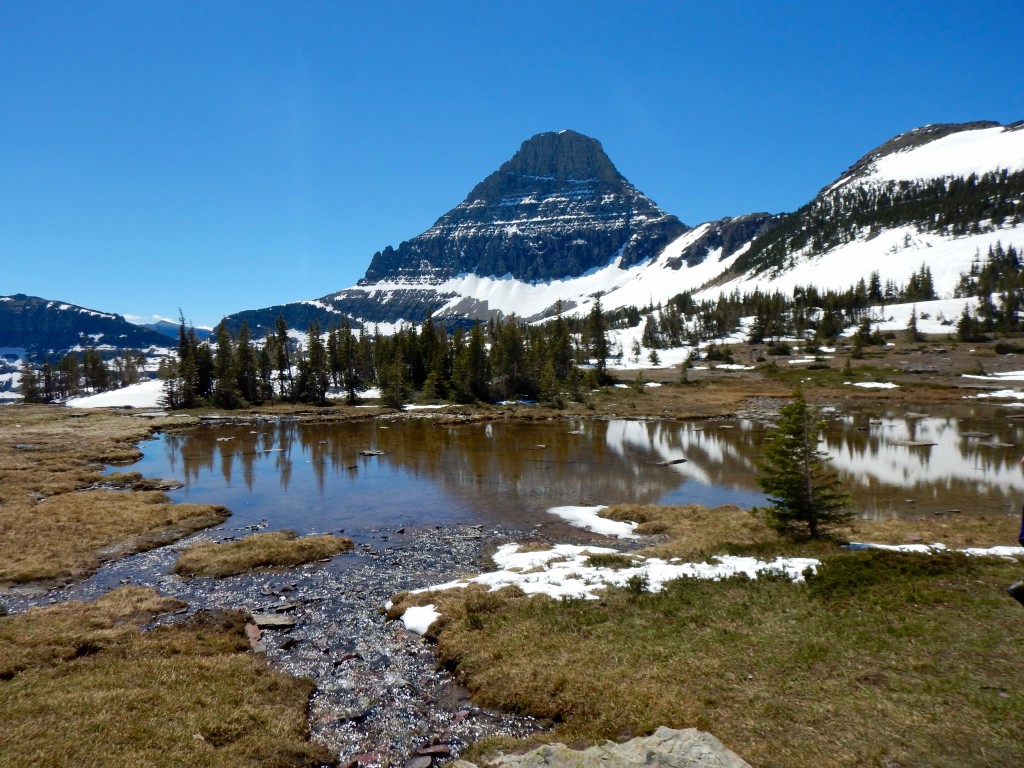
[865,125,1024,186]
[963,370,1024,382]
[65,379,165,409]
[849,542,1024,558]
[971,389,1024,401]
[397,542,820,633]
[546,505,638,539]
[850,382,899,389]
[837,297,970,337]
[397,534,1024,634]
[712,225,1024,306]
[400,604,441,635]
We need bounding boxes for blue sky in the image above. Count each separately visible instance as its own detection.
[2,1,1022,328]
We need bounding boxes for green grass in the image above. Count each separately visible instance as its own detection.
[399,546,1024,767]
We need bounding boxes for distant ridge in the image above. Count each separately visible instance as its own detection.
[0,294,170,353]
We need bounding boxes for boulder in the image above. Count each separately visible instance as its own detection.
[451,727,751,768]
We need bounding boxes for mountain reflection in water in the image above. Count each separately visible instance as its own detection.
[129,406,1024,536]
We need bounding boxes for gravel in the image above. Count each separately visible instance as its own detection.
[0,522,550,767]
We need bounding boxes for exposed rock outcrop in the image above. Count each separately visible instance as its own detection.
[452,727,752,768]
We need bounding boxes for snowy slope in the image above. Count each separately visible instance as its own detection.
[837,123,1024,191]
[226,121,1024,333]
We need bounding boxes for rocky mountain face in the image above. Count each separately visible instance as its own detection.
[0,294,171,354]
[362,130,688,284]
[223,131,692,334]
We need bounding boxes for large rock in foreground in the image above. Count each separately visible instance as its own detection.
[452,726,752,768]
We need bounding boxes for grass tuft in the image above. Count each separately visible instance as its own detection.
[171,531,353,578]
[0,587,335,767]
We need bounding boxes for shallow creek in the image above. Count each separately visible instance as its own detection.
[4,404,1023,765]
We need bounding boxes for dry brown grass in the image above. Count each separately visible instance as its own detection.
[172,531,354,578]
[0,587,334,767]
[601,504,783,559]
[0,586,185,679]
[399,549,1024,768]
[849,513,1022,548]
[0,405,229,586]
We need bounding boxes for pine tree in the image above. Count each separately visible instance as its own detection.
[212,322,241,409]
[756,387,852,540]
[906,306,924,342]
[587,296,609,384]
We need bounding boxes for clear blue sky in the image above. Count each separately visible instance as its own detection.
[2,1,1022,328]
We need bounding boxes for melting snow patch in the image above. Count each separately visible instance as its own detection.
[65,379,165,408]
[714,364,755,371]
[963,370,1024,382]
[402,543,820,606]
[401,604,441,634]
[970,389,1024,401]
[547,505,638,539]
[847,542,1024,558]
[849,382,899,389]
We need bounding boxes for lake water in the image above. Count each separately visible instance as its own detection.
[128,404,1024,540]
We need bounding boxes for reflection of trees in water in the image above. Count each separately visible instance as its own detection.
[162,405,1024,517]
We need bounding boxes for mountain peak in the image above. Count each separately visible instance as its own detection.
[465,130,623,201]
[359,131,687,285]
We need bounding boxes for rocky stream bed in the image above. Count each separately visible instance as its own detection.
[1,521,560,767]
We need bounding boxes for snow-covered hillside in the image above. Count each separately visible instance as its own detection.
[217,121,1024,337]
[831,123,1024,191]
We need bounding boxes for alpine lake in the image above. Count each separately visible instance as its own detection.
[39,401,1024,764]
[132,402,1024,540]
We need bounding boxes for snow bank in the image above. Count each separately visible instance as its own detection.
[867,125,1024,184]
[850,381,899,389]
[400,604,441,634]
[546,505,638,539]
[848,542,1024,558]
[405,543,819,604]
[65,379,165,409]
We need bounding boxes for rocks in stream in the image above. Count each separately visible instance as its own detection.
[2,524,546,767]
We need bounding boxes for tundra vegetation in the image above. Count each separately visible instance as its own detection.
[3,338,1024,767]
[0,406,227,585]
[171,531,354,578]
[0,587,334,767]
[390,504,1024,768]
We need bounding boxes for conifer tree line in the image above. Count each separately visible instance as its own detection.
[611,264,938,352]
[734,170,1024,276]
[19,347,147,403]
[162,301,612,409]
[953,241,1024,340]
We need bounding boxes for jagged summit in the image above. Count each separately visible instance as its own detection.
[360,130,687,284]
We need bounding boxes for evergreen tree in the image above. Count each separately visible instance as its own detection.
[235,321,259,404]
[587,296,609,384]
[906,306,924,342]
[274,315,293,400]
[212,322,241,409]
[20,364,42,403]
[756,387,852,540]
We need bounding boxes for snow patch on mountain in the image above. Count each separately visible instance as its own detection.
[865,125,1024,184]
[712,224,1024,302]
